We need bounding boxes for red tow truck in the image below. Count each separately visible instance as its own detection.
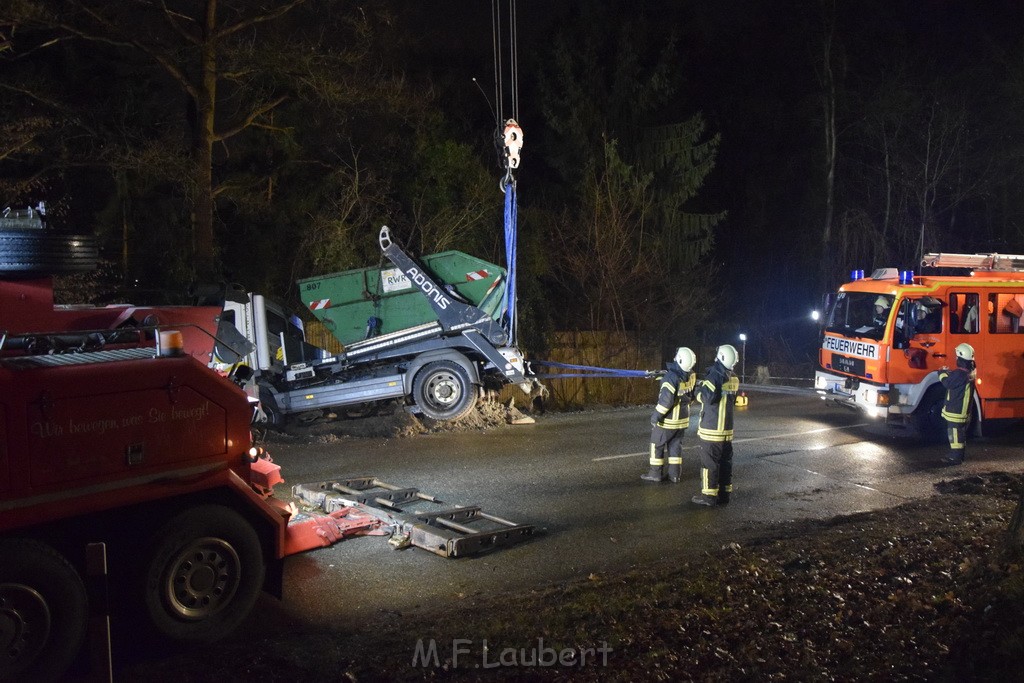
[0,220,383,680]
[0,217,535,680]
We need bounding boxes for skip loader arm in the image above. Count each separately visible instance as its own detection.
[378,226,527,383]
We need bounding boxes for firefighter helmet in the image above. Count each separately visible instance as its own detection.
[673,346,696,372]
[717,344,739,370]
[874,296,890,309]
[955,342,975,362]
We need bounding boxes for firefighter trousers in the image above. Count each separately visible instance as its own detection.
[946,422,967,463]
[650,426,685,468]
[699,439,733,496]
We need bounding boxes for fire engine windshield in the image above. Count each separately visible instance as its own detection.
[826,292,895,341]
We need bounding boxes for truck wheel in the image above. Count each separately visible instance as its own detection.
[413,360,477,421]
[0,230,98,274]
[142,504,265,644]
[0,539,88,681]
[912,387,946,442]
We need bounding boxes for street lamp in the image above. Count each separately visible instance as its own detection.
[738,333,747,384]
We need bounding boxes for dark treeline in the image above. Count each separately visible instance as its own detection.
[3,1,1024,367]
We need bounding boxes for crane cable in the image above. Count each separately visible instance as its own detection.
[492,0,522,347]
[490,4,652,383]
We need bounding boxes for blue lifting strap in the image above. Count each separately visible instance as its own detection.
[503,181,518,345]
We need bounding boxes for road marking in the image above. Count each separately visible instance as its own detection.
[591,422,872,461]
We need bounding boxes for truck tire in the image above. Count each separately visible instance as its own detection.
[142,504,265,644]
[413,360,477,421]
[912,386,947,442]
[0,539,88,682]
[0,230,98,274]
[914,385,980,442]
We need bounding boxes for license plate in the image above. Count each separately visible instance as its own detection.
[832,353,865,376]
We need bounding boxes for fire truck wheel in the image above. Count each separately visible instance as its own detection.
[913,387,947,442]
[413,360,477,421]
[142,504,265,644]
[0,230,98,274]
[0,539,88,681]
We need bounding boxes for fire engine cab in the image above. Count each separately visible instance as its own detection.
[815,252,1024,437]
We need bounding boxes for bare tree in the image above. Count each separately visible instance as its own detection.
[1,0,309,281]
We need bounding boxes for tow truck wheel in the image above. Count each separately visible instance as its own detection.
[413,360,476,421]
[142,505,265,644]
[0,539,88,681]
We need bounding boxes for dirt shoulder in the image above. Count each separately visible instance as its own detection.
[123,471,1024,682]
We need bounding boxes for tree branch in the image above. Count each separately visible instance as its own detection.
[214,95,288,142]
[160,0,199,45]
[58,4,200,101]
[0,82,100,137]
[216,0,309,40]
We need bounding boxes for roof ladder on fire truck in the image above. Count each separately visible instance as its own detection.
[290,477,537,558]
[922,252,1024,272]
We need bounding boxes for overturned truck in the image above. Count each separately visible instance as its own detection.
[215,226,535,426]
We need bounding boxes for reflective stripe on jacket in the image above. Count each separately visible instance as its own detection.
[697,361,739,441]
[939,367,973,424]
[653,363,696,429]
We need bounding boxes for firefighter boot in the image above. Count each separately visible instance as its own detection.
[667,462,682,483]
[641,465,666,482]
[691,493,718,507]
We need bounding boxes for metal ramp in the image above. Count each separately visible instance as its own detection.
[291,476,537,558]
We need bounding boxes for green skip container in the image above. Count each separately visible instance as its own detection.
[298,250,507,347]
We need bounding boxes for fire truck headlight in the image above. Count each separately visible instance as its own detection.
[866,406,879,418]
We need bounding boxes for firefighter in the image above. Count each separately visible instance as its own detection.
[692,344,740,506]
[641,346,697,483]
[872,296,890,327]
[938,342,976,465]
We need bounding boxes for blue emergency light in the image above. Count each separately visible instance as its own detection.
[850,269,865,281]
[899,270,915,285]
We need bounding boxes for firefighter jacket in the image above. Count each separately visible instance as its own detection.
[652,362,696,429]
[697,360,739,442]
[939,360,975,424]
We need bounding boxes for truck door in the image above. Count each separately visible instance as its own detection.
[978,291,1024,419]
[889,297,945,383]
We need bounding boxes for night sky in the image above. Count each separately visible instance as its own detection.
[409,0,1024,361]
[5,0,1024,365]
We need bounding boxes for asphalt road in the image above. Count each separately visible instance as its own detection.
[242,387,1024,633]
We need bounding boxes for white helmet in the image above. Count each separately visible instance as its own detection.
[955,342,975,361]
[673,346,696,372]
[874,296,890,309]
[717,344,739,370]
